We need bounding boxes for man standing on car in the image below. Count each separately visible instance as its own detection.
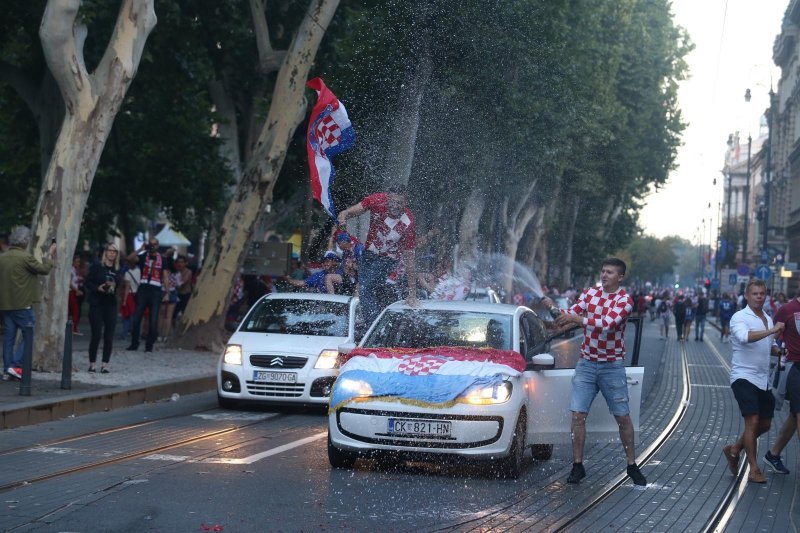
[336,185,417,325]
[721,279,784,484]
[544,257,647,486]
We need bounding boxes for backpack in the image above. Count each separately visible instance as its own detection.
[658,301,667,313]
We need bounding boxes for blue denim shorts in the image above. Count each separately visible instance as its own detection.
[570,358,630,416]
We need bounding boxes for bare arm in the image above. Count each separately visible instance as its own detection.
[336,202,367,226]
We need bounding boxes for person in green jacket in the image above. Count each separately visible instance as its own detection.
[0,226,56,380]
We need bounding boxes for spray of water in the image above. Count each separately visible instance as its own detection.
[465,252,544,299]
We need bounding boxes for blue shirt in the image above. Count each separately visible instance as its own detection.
[304,269,343,293]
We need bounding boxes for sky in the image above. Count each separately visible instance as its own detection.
[640,0,787,241]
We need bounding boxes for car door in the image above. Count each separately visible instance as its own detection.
[524,317,644,444]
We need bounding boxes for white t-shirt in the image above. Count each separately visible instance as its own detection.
[730,306,775,390]
[125,267,141,295]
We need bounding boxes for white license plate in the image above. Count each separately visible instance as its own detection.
[252,371,297,383]
[388,418,452,437]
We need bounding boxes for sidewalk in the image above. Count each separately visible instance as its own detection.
[1,325,219,430]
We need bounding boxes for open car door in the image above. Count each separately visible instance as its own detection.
[525,317,644,444]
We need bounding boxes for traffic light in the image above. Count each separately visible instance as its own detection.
[704,278,711,289]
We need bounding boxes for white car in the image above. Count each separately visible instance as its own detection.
[218,292,360,409]
[327,300,643,478]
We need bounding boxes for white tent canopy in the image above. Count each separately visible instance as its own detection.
[153,224,191,247]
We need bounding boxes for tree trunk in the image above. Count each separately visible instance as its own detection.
[177,0,340,351]
[559,196,581,289]
[457,187,485,265]
[31,0,156,370]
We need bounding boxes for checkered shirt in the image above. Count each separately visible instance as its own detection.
[361,193,416,259]
[568,286,632,362]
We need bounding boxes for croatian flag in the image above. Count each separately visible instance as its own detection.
[306,78,356,219]
[329,347,525,412]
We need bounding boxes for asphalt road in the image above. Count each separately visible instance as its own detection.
[1,326,661,532]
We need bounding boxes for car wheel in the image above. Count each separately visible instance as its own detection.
[498,411,526,479]
[531,444,553,461]
[328,433,358,469]
[217,394,238,409]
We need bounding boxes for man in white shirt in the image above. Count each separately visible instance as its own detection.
[722,279,784,484]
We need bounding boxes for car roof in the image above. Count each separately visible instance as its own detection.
[386,300,523,316]
[262,292,354,304]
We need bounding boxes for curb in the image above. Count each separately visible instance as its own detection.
[1,376,216,430]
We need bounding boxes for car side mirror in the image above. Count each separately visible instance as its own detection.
[338,341,356,355]
[526,353,555,371]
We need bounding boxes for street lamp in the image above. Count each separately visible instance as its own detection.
[743,89,752,264]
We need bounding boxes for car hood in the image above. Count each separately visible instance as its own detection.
[229,332,349,355]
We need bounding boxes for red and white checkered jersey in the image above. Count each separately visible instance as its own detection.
[568,286,632,362]
[361,193,416,259]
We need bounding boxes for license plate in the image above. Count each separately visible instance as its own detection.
[252,371,297,383]
[388,418,452,437]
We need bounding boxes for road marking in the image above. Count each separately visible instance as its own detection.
[143,431,328,465]
[28,447,80,455]
[200,432,327,464]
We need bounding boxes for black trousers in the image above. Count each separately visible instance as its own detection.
[130,284,162,350]
[89,300,117,364]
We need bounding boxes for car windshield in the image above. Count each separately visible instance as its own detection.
[363,309,513,350]
[240,298,350,337]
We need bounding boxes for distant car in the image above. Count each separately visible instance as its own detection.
[464,286,501,304]
[327,300,644,478]
[217,293,361,409]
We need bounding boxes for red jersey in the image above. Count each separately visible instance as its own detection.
[361,193,416,259]
[569,286,632,362]
[774,298,800,362]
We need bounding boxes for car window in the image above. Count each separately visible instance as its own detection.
[240,299,350,336]
[524,312,546,348]
[363,309,513,350]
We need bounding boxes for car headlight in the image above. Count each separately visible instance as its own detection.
[337,377,373,397]
[460,381,513,405]
[223,344,243,365]
[314,349,340,369]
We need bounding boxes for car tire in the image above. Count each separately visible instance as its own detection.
[498,411,526,479]
[531,444,553,461]
[328,433,358,469]
[217,394,238,409]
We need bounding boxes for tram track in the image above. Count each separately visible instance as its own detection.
[0,410,284,494]
[548,337,693,532]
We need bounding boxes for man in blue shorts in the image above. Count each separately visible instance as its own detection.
[547,257,647,486]
[719,292,735,343]
[722,279,784,484]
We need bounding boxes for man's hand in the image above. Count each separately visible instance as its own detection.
[773,322,785,335]
[336,210,348,226]
[555,313,582,329]
[47,242,57,258]
[540,296,555,308]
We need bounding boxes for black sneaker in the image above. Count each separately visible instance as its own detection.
[764,451,790,474]
[567,463,586,484]
[126,345,138,351]
[627,464,647,486]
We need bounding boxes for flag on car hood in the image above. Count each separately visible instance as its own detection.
[306,78,356,219]
[330,347,525,411]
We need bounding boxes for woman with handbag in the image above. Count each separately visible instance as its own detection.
[84,244,121,373]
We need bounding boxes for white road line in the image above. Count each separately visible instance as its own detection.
[193,412,278,421]
[200,432,327,464]
[143,431,328,465]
